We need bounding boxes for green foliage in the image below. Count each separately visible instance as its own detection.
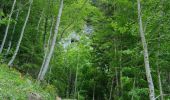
[0,64,56,99]
[1,0,170,99]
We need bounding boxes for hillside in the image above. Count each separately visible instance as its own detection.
[0,64,56,100]
[1,0,170,99]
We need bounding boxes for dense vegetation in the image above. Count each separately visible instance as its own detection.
[0,64,56,99]
[0,0,170,100]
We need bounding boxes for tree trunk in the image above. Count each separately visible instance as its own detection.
[8,0,33,66]
[74,49,79,98]
[38,17,54,80]
[0,0,17,54]
[6,9,20,56]
[156,0,164,99]
[119,36,123,96]
[137,0,155,100]
[131,78,136,100]
[92,83,95,100]
[43,17,48,52]
[156,23,164,100]
[157,69,163,100]
[38,0,64,81]
[36,10,44,39]
[74,64,78,98]
[115,67,119,97]
[109,78,114,100]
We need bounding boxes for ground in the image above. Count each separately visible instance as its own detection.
[0,64,56,100]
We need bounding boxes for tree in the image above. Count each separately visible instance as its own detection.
[6,9,20,56]
[8,0,33,66]
[156,0,164,99]
[38,0,64,81]
[38,17,54,81]
[0,0,16,54]
[137,0,155,99]
[2,0,170,99]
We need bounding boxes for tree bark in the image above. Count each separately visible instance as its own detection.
[38,17,54,80]
[119,35,123,96]
[92,83,95,100]
[131,78,136,100]
[156,0,164,99]
[8,0,33,66]
[38,0,64,81]
[137,0,155,100]
[0,0,17,54]
[36,10,44,39]
[6,9,20,56]
[156,22,164,100]
[157,69,163,100]
[43,17,48,52]
[74,48,79,98]
[109,78,114,100]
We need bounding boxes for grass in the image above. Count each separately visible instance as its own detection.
[0,64,56,100]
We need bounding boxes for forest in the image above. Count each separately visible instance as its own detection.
[0,0,170,100]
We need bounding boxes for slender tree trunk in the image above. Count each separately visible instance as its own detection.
[42,0,52,51]
[6,41,11,56]
[43,17,48,52]
[156,1,164,99]
[119,36,123,96]
[115,67,119,94]
[92,83,95,100]
[38,17,54,80]
[74,50,79,98]
[0,0,17,54]
[131,78,136,100]
[156,25,164,100]
[114,38,119,98]
[137,0,155,100]
[74,46,80,98]
[74,64,78,98]
[69,69,73,97]
[157,69,163,100]
[67,68,72,98]
[8,0,33,66]
[38,0,64,81]
[109,78,114,100]
[36,10,44,39]
[6,9,20,56]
